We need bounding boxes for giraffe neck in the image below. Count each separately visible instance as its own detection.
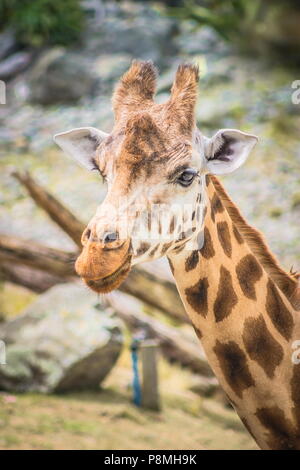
[168,177,300,450]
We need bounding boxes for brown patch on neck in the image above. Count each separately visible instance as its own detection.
[213,265,238,322]
[210,192,224,222]
[266,279,294,341]
[185,277,209,318]
[236,254,263,300]
[255,406,300,450]
[216,221,232,258]
[200,227,215,259]
[209,175,299,310]
[242,314,284,379]
[213,340,255,399]
[185,250,199,272]
[193,325,203,340]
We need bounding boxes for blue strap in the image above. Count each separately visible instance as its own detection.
[131,343,141,407]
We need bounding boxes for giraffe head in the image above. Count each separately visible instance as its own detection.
[54,61,257,293]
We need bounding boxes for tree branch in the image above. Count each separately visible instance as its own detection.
[0,234,76,278]
[12,171,84,247]
[0,262,66,293]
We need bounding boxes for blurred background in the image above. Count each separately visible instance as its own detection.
[0,0,299,450]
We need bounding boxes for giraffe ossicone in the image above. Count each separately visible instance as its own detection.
[54,61,300,450]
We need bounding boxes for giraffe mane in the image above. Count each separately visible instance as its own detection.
[209,175,300,311]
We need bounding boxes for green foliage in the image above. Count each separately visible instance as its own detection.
[292,192,300,209]
[269,207,283,218]
[167,0,264,42]
[167,0,300,61]
[0,0,85,47]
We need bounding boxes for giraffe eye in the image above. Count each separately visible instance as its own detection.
[176,169,198,187]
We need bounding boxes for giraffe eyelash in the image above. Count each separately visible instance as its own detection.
[91,156,106,178]
[92,165,106,182]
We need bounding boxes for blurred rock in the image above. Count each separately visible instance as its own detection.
[292,192,300,210]
[176,24,230,57]
[189,375,219,397]
[157,65,177,94]
[0,51,32,81]
[201,399,245,431]
[28,49,99,105]
[0,283,123,393]
[0,30,17,61]
[83,2,179,68]
[252,6,300,64]
[94,53,132,93]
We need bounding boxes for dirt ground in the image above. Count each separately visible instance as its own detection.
[0,337,258,450]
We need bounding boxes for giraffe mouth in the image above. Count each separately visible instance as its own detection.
[84,256,132,293]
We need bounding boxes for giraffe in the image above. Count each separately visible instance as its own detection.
[54,61,300,450]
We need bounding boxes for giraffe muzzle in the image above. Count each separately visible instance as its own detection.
[75,238,132,293]
[84,255,132,294]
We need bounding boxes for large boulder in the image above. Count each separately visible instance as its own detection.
[27,49,99,105]
[0,283,123,393]
[0,51,32,81]
[83,2,179,69]
[93,53,132,94]
[0,30,17,62]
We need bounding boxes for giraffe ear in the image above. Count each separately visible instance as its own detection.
[204,129,258,175]
[53,127,108,170]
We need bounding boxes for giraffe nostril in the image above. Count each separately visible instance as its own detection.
[103,231,119,244]
[85,229,91,241]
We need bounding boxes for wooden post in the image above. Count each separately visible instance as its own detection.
[140,340,160,411]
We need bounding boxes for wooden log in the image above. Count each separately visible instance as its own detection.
[140,340,160,411]
[0,231,187,323]
[0,234,76,278]
[0,51,32,81]
[12,171,84,247]
[0,262,66,293]
[0,30,17,62]
[107,291,213,377]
